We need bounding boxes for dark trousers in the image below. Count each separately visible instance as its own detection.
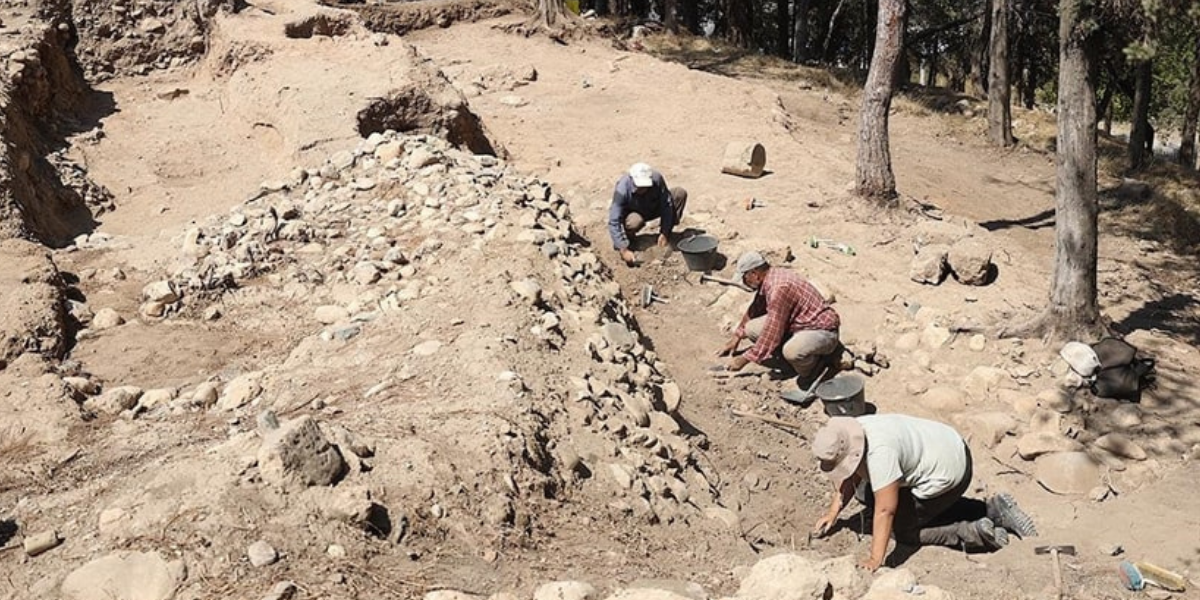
[863,446,991,550]
[624,187,688,234]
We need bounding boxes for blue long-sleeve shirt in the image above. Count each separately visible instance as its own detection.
[607,171,675,250]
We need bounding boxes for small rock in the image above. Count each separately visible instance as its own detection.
[1094,433,1147,461]
[315,305,349,324]
[406,148,439,170]
[203,306,222,321]
[703,507,740,529]
[534,581,598,600]
[262,581,299,600]
[500,95,528,107]
[218,371,264,411]
[608,463,636,490]
[258,415,347,489]
[510,278,542,303]
[660,381,681,413]
[411,340,442,356]
[23,530,61,556]
[326,544,347,558]
[1035,451,1101,494]
[142,280,179,304]
[92,308,125,330]
[919,387,966,412]
[920,324,951,349]
[968,334,986,352]
[63,376,99,396]
[948,237,994,285]
[1038,388,1074,413]
[1098,543,1124,556]
[1017,432,1083,460]
[375,141,403,162]
[909,244,948,285]
[962,365,1009,400]
[193,381,220,407]
[139,388,176,410]
[601,322,637,352]
[893,332,920,352]
[952,412,1016,449]
[139,17,166,34]
[88,386,143,414]
[248,540,278,567]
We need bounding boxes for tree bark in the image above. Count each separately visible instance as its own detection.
[664,0,679,31]
[1179,34,1200,169]
[724,0,754,47]
[682,0,700,33]
[1038,0,1104,340]
[822,0,849,60]
[854,0,906,203]
[793,0,810,62]
[969,2,991,96]
[987,0,1013,147]
[536,0,570,27]
[776,0,790,57]
[1129,59,1153,171]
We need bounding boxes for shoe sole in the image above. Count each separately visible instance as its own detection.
[989,493,1038,538]
[978,517,1009,549]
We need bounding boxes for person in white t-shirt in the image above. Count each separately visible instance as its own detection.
[810,415,1037,571]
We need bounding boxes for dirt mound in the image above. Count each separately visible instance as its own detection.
[0,239,68,369]
[68,0,237,78]
[0,12,104,247]
[340,0,513,37]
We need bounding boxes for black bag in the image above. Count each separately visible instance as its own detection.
[1090,337,1155,402]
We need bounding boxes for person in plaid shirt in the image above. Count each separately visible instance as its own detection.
[717,251,841,383]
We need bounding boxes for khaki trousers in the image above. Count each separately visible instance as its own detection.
[743,316,839,377]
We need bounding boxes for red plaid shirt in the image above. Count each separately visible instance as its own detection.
[735,268,840,364]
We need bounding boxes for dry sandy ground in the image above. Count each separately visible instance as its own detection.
[3,1,1198,598]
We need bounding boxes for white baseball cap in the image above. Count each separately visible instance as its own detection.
[628,163,654,188]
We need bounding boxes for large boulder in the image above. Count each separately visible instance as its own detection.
[735,554,830,600]
[60,551,182,600]
[1035,452,1101,494]
[947,237,994,286]
[1017,432,1083,460]
[909,244,949,285]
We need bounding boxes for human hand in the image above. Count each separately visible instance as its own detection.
[620,248,637,265]
[657,234,669,247]
[812,514,837,538]
[716,337,740,357]
[858,555,884,572]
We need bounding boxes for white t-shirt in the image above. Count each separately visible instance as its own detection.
[859,414,967,499]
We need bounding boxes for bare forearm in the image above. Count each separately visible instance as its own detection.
[870,508,895,564]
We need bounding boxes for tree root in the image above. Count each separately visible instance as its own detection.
[996,308,1110,345]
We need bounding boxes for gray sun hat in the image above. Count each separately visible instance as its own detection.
[734,251,768,280]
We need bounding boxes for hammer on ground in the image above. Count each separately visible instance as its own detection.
[640,284,669,308]
[698,273,752,292]
[1035,545,1075,600]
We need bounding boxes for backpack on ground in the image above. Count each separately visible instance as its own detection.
[1059,337,1156,402]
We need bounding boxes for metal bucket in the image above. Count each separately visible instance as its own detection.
[815,375,866,417]
[677,234,719,272]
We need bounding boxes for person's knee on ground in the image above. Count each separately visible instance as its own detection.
[624,211,647,237]
[670,187,688,223]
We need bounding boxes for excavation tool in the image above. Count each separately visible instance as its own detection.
[639,284,669,308]
[699,273,752,292]
[1034,545,1075,600]
[807,236,856,256]
[780,367,829,407]
[730,408,806,436]
[743,197,767,210]
[1119,560,1188,592]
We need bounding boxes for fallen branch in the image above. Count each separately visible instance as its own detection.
[730,409,807,436]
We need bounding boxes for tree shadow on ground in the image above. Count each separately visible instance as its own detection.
[979,208,1055,232]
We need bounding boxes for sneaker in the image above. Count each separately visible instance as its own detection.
[975,517,1010,550]
[986,492,1038,538]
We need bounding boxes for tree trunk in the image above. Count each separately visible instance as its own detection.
[536,0,570,27]
[987,0,1013,147]
[724,0,754,47]
[793,0,810,62]
[664,0,679,31]
[822,0,849,60]
[1179,34,1200,169]
[682,0,700,33]
[1038,0,1104,340]
[854,0,906,203]
[969,1,991,96]
[776,0,790,57]
[1129,59,1152,171]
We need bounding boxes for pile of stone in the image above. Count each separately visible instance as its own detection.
[424,554,951,600]
[909,236,995,287]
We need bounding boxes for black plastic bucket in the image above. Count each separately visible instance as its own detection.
[815,375,866,417]
[677,234,719,272]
